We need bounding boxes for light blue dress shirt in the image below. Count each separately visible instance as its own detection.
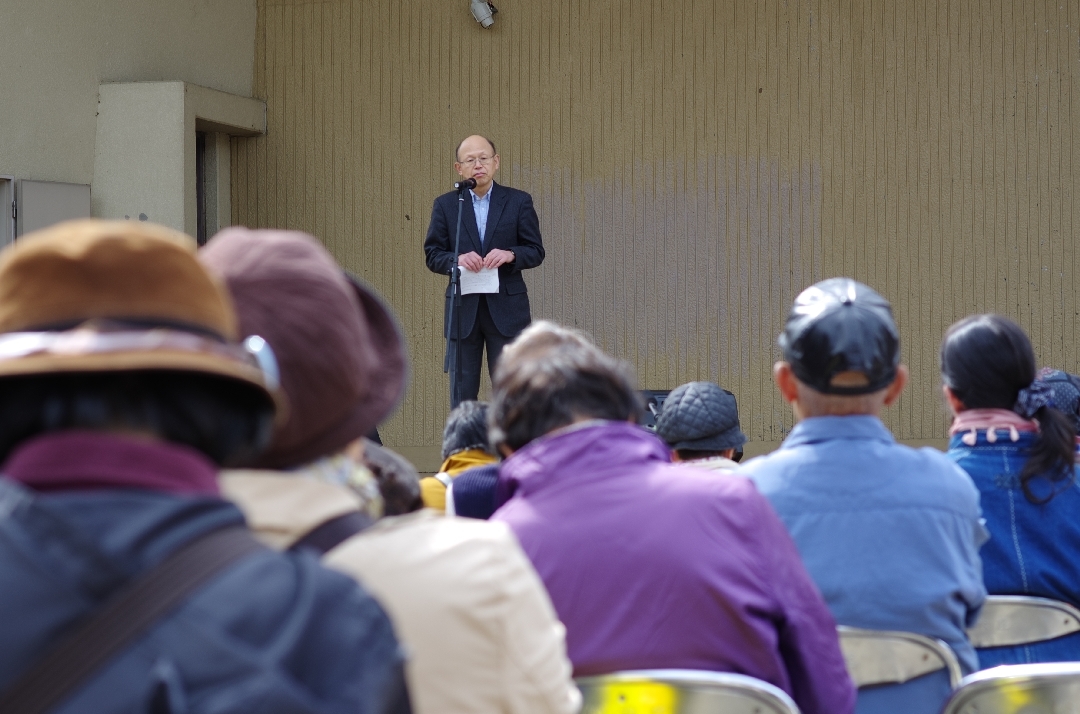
[741,415,988,714]
[470,187,492,247]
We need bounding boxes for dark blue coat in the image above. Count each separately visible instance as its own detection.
[451,463,500,520]
[0,479,407,714]
[423,183,545,338]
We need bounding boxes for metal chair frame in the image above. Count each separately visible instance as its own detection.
[576,669,800,714]
[837,625,963,688]
[966,595,1080,649]
[941,662,1080,714]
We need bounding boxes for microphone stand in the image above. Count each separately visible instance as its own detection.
[443,183,469,408]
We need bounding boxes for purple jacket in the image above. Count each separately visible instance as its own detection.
[492,421,855,714]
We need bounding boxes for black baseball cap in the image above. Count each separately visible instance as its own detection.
[779,278,900,395]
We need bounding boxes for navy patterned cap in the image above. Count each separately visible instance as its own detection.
[655,381,747,451]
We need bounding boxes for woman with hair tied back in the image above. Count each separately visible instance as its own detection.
[941,314,1080,666]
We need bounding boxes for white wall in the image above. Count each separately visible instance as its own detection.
[94,82,264,236]
[0,0,256,186]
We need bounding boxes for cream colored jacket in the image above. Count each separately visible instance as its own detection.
[221,470,580,714]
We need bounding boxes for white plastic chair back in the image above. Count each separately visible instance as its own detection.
[577,669,800,714]
[941,662,1080,714]
[837,625,963,688]
[967,595,1080,648]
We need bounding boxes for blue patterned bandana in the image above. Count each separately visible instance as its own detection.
[1014,380,1054,419]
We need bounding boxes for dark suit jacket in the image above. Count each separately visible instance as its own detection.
[424,182,545,338]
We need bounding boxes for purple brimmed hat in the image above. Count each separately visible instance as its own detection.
[201,228,406,469]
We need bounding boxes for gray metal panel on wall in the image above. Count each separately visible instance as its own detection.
[0,177,12,247]
[16,180,91,237]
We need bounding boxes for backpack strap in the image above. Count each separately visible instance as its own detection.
[433,472,453,488]
[0,525,264,714]
[288,510,375,556]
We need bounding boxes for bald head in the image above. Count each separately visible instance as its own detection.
[454,135,500,196]
[773,361,909,421]
[455,135,497,161]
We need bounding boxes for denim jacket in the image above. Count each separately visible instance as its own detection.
[949,430,1080,666]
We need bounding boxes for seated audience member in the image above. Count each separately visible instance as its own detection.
[1036,368,1080,446]
[448,461,500,519]
[654,381,747,471]
[489,321,856,714]
[0,221,407,713]
[357,436,424,515]
[420,400,497,511]
[942,316,1080,666]
[740,278,986,713]
[203,229,579,714]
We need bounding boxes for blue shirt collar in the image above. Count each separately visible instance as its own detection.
[780,414,896,450]
[469,184,493,203]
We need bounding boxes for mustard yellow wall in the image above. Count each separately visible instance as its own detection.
[234,0,1080,462]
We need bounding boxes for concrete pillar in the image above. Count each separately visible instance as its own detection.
[93,81,264,237]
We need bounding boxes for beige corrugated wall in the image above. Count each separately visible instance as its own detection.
[234,0,1080,466]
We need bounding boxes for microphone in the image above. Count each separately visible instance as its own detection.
[454,178,477,191]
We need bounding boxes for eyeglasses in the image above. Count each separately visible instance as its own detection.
[458,155,494,167]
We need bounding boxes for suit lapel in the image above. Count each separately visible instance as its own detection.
[484,183,508,253]
[460,193,482,254]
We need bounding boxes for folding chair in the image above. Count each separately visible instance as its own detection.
[967,595,1080,649]
[576,669,800,714]
[837,625,963,714]
[838,626,963,688]
[941,662,1080,714]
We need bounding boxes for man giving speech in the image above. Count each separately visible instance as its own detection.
[424,135,545,406]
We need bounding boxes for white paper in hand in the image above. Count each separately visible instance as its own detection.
[458,266,500,295]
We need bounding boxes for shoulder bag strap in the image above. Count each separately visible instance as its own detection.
[288,510,375,556]
[0,525,264,714]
